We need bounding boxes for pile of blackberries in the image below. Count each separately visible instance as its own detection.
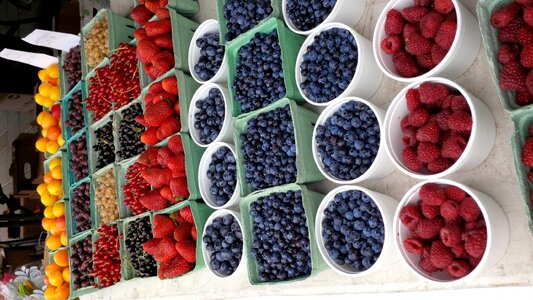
[93,120,115,170]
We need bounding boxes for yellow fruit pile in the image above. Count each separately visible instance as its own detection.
[36,111,64,155]
[35,64,61,108]
[44,249,70,300]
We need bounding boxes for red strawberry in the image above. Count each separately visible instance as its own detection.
[420,183,446,206]
[393,51,422,78]
[158,262,168,279]
[144,0,159,13]
[151,50,175,72]
[416,123,441,143]
[404,237,424,254]
[523,137,533,167]
[419,82,449,105]
[137,39,161,63]
[490,2,521,28]
[416,217,444,239]
[145,19,172,37]
[408,107,429,127]
[440,224,462,247]
[525,6,533,27]
[399,204,421,229]
[160,185,174,201]
[498,19,524,43]
[402,146,424,172]
[163,255,193,278]
[141,167,163,187]
[140,127,159,145]
[431,44,447,65]
[441,133,467,160]
[420,201,440,219]
[191,226,197,241]
[158,0,168,7]
[174,100,181,114]
[463,229,487,258]
[446,260,472,278]
[385,9,405,35]
[420,12,443,38]
[447,111,472,132]
[156,118,181,141]
[444,185,466,202]
[406,88,421,112]
[131,4,153,25]
[155,7,170,19]
[381,35,402,54]
[435,20,457,50]
[401,6,429,23]
[142,238,161,256]
[430,240,454,268]
[180,206,194,224]
[167,135,184,154]
[138,147,160,166]
[157,147,174,165]
[405,33,432,56]
[154,33,173,50]
[162,76,178,95]
[139,189,168,210]
[167,154,186,175]
[154,236,179,263]
[149,81,165,95]
[151,92,177,104]
[175,239,196,263]
[434,0,454,14]
[135,114,149,127]
[459,197,481,222]
[153,214,176,238]
[173,222,193,242]
[134,28,148,41]
[417,142,440,163]
[170,177,189,200]
[416,53,436,69]
[427,157,453,173]
[145,100,174,126]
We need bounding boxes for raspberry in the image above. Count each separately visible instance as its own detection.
[490,2,522,28]
[393,51,422,78]
[522,137,533,167]
[525,6,533,27]
[451,243,466,258]
[401,116,410,131]
[521,43,533,68]
[403,23,419,39]
[497,44,516,65]
[403,127,418,146]
[421,201,440,219]
[408,107,429,127]
[416,123,441,143]
[381,35,402,54]
[500,60,527,91]
[406,88,421,112]
[416,53,436,69]
[431,44,447,65]
[440,95,453,110]
[385,9,405,35]
[416,217,444,239]
[399,204,421,229]
[427,157,453,173]
[405,33,432,56]
[419,82,449,105]
[459,197,481,222]
[498,19,524,43]
[515,90,533,106]
[527,70,533,94]
[419,183,446,206]
[403,146,424,172]
[441,133,467,160]
[420,12,444,38]
[446,260,472,278]
[440,225,462,247]
[401,6,429,23]
[417,142,440,163]
[432,109,451,130]
[435,20,457,50]
[404,237,424,254]
[430,240,454,268]
[414,0,432,6]
[434,0,454,15]
[445,11,457,21]
[468,254,482,267]
[444,185,467,202]
[450,95,469,112]
[419,256,439,273]
[517,27,533,45]
[447,110,472,132]
[518,0,533,5]
[463,229,487,258]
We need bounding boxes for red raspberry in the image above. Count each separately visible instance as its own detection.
[527,69,533,94]
[446,260,472,278]
[401,116,410,131]
[421,201,440,219]
[427,157,453,173]
[432,109,451,130]
[429,240,454,268]
[497,44,517,65]
[440,95,453,109]
[419,256,440,273]
[451,243,466,258]
[468,254,482,267]
[522,137,533,167]
[401,6,429,23]
[444,185,467,202]
[518,0,533,5]
[498,19,524,43]
[416,53,436,69]
[416,123,441,143]
[445,11,457,21]
[440,224,462,247]
[450,95,469,112]
[520,43,533,68]
[405,33,432,56]
[525,6,533,27]
[403,237,424,254]
[499,60,527,91]
[416,217,444,239]
[381,35,402,54]
[490,2,521,28]
[515,90,533,106]
[399,204,421,229]
[414,0,432,6]
[420,12,444,38]
[419,82,449,105]
[447,110,472,132]
[403,23,419,39]
[393,51,422,78]
[435,20,457,50]
[419,183,446,206]
[431,44,447,65]
[402,146,424,172]
[517,26,533,45]
[434,0,454,15]
[408,107,429,127]
[441,133,467,160]
[403,127,418,146]
[385,9,405,35]
[459,196,481,222]
[417,142,440,163]
[463,229,487,258]
[406,88,421,112]
[529,169,533,183]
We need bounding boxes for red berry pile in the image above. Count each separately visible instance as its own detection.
[136,135,190,211]
[491,1,533,106]
[142,207,197,279]
[85,43,140,122]
[131,0,175,80]
[520,123,533,202]
[400,82,472,174]
[123,161,151,215]
[399,183,487,279]
[93,224,121,287]
[381,0,457,78]
[137,76,181,146]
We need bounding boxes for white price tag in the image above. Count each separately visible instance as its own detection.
[0,48,58,69]
[22,29,80,52]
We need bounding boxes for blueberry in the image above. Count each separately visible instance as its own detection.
[194,88,225,144]
[206,146,237,207]
[223,0,272,41]
[204,214,243,277]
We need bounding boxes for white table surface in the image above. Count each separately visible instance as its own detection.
[82,0,533,298]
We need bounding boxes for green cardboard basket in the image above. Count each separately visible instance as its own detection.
[116,154,142,219]
[61,81,86,141]
[477,0,526,112]
[66,127,91,188]
[215,0,283,44]
[68,230,96,299]
[239,184,326,285]
[167,0,199,17]
[233,98,323,196]
[226,17,305,117]
[119,212,155,281]
[66,177,93,241]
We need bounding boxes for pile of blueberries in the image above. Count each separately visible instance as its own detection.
[240,105,296,191]
[207,146,237,207]
[194,32,225,81]
[117,103,145,160]
[234,30,285,114]
[321,190,384,272]
[315,101,380,180]
[286,0,337,31]
[93,120,115,170]
[300,27,358,103]
[203,214,243,277]
[125,216,157,278]
[194,88,225,145]
[250,190,312,282]
[223,0,273,42]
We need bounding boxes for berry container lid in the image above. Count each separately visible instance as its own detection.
[68,229,96,299]
[66,176,94,241]
[61,80,86,141]
[118,211,155,281]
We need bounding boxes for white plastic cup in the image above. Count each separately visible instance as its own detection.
[312,97,395,184]
[372,0,481,82]
[296,22,382,107]
[198,142,240,210]
[282,0,366,35]
[393,179,510,284]
[202,209,245,279]
[383,77,496,180]
[189,83,233,148]
[315,185,399,277]
[188,19,228,84]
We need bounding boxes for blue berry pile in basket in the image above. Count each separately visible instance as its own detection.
[286,0,337,31]
[194,33,225,81]
[233,30,285,114]
[322,190,384,272]
[223,0,273,42]
[240,105,296,191]
[315,101,379,180]
[300,27,358,104]
[204,214,243,277]
[250,190,312,282]
[194,88,225,144]
[207,146,237,206]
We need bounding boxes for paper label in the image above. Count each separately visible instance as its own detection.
[0,49,58,69]
[22,29,80,52]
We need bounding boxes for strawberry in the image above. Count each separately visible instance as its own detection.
[167,154,186,175]
[155,7,170,19]
[399,204,421,229]
[140,127,159,145]
[139,189,168,210]
[525,6,533,27]
[144,0,159,13]
[160,185,174,201]
[131,4,153,25]
[174,100,181,114]
[191,226,197,241]
[427,157,453,173]
[393,51,422,78]
[151,92,177,104]
[419,183,446,206]
[523,137,533,167]
[435,20,457,50]
[157,147,174,165]
[145,100,174,126]
[463,229,487,258]
[156,118,181,141]
[162,76,178,95]
[149,81,165,95]
[153,236,179,263]
[137,39,161,63]
[163,255,193,279]
[153,214,176,238]
[151,50,175,72]
[175,239,196,263]
[419,82,449,105]
[170,177,189,200]
[416,217,444,239]
[158,262,168,280]
[416,123,440,143]
[385,9,405,35]
[167,135,184,154]
[446,260,472,278]
[135,114,149,127]
[405,33,432,56]
[142,238,161,256]
[141,166,162,187]
[134,28,148,41]
[459,196,481,222]
[138,147,160,166]
[420,12,443,38]
[429,240,454,268]
[431,44,447,65]
[158,0,168,7]
[408,107,429,127]
[406,88,421,112]
[173,222,193,242]
[490,2,522,28]
[145,62,166,80]
[417,142,440,163]
[402,146,424,172]
[434,0,454,15]
[180,206,194,224]
[154,33,173,49]
[401,6,429,23]
[403,237,424,254]
[145,19,172,37]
